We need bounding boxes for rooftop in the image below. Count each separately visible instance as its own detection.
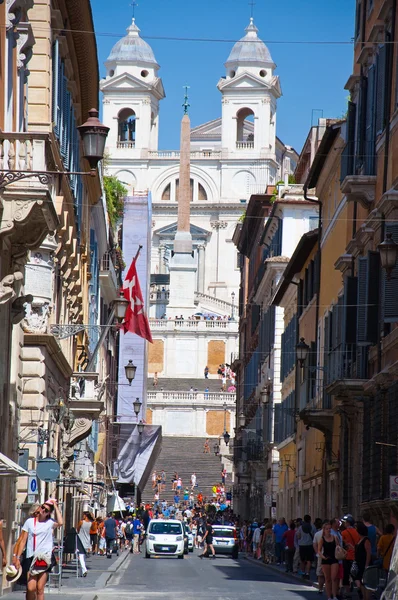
[226,19,274,67]
[106,19,159,67]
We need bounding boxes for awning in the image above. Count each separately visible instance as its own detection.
[0,452,30,477]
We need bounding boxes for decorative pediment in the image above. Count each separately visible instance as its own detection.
[154,222,211,240]
[191,117,253,142]
[218,71,281,97]
[100,72,165,99]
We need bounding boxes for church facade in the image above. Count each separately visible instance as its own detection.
[101,17,298,439]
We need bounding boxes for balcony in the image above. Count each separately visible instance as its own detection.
[324,343,367,397]
[117,140,135,149]
[300,396,334,436]
[341,174,376,209]
[147,390,235,407]
[150,285,170,304]
[236,141,254,150]
[149,318,239,334]
[99,252,119,304]
[65,372,106,450]
[147,150,222,159]
[0,132,58,248]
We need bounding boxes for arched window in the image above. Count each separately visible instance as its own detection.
[198,183,207,201]
[160,178,208,202]
[118,108,136,145]
[162,183,171,201]
[236,108,254,146]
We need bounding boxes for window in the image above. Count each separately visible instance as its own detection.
[118,108,136,143]
[236,108,255,144]
[160,179,207,202]
[149,522,182,535]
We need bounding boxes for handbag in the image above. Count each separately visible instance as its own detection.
[350,560,359,579]
[335,545,347,560]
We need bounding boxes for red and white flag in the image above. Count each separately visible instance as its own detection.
[122,257,153,343]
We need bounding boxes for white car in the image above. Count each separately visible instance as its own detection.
[145,519,185,559]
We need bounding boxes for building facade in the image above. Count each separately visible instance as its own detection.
[101,17,298,447]
[232,185,318,518]
[0,1,120,588]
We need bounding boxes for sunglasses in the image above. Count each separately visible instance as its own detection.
[41,505,51,513]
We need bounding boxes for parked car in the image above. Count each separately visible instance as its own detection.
[145,519,184,559]
[183,523,194,552]
[211,525,239,559]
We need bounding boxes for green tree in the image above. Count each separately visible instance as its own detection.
[103,176,127,229]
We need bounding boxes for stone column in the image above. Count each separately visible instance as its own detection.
[198,245,205,293]
[158,243,165,274]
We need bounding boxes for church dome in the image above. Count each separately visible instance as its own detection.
[107,19,159,67]
[226,19,273,67]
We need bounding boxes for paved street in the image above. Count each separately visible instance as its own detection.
[96,551,319,600]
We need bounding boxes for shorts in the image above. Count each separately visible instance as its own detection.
[206,538,213,545]
[90,533,98,546]
[299,545,314,563]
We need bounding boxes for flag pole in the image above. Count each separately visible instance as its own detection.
[133,245,143,262]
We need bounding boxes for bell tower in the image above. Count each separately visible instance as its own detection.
[100,19,165,155]
[217,19,281,158]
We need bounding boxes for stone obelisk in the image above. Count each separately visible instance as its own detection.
[174,111,193,254]
[166,89,197,318]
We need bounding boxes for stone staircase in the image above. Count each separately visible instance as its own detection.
[141,436,224,504]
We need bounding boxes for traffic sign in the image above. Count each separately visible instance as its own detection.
[264,493,272,507]
[27,495,36,505]
[390,475,398,500]
[37,458,60,482]
[28,472,38,495]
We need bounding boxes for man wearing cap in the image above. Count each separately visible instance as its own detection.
[341,515,360,596]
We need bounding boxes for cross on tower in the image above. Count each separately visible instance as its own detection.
[130,0,138,19]
[249,0,256,19]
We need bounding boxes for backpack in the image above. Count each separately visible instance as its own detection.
[301,523,313,538]
[125,523,132,535]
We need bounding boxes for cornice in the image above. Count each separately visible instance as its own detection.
[24,334,73,378]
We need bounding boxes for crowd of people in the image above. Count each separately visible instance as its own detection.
[150,469,231,513]
[239,512,396,600]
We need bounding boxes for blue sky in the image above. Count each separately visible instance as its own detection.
[92,0,355,154]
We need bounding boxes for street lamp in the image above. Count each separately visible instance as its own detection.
[223,431,231,446]
[223,401,228,433]
[0,109,109,189]
[296,337,310,367]
[231,291,236,321]
[77,109,110,171]
[113,293,129,322]
[261,381,271,405]
[125,360,137,385]
[133,398,142,420]
[238,411,245,428]
[378,232,398,280]
[137,420,145,435]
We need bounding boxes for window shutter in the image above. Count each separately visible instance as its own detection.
[323,313,330,385]
[341,102,356,182]
[365,65,376,175]
[357,257,368,344]
[342,277,358,345]
[313,251,320,295]
[367,251,380,343]
[376,44,387,135]
[383,223,398,323]
[356,76,367,172]
[51,41,59,135]
[297,280,303,317]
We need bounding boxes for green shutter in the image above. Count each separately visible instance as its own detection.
[367,251,380,343]
[357,256,368,344]
[376,44,387,135]
[383,223,398,323]
[356,76,367,172]
[343,276,358,345]
[365,65,376,175]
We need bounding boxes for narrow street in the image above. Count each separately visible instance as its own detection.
[97,551,318,600]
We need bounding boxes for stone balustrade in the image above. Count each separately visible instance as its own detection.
[147,391,236,406]
[0,132,49,175]
[149,318,238,332]
[194,291,234,312]
[236,141,254,150]
[148,150,222,159]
